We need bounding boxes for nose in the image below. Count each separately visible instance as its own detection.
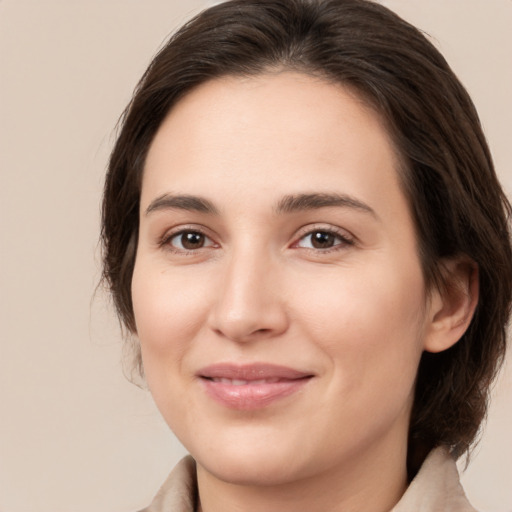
[207,250,289,343]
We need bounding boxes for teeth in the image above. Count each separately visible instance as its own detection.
[253,378,279,384]
[210,378,279,385]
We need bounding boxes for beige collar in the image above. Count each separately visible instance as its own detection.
[391,447,476,512]
[141,448,476,512]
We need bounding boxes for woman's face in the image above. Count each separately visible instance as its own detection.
[132,72,438,486]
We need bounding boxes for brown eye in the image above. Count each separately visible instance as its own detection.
[169,230,214,251]
[310,231,337,249]
[296,229,353,250]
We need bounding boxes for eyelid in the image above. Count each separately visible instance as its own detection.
[156,222,355,254]
[291,224,356,251]
[159,224,219,252]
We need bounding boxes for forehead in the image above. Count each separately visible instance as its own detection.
[142,72,406,219]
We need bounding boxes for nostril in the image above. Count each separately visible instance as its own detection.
[254,328,271,334]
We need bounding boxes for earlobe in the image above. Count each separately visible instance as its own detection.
[423,258,479,354]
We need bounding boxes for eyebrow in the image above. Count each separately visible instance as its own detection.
[144,191,376,218]
[275,192,377,217]
[145,194,219,216]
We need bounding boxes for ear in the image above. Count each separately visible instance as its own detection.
[423,257,479,353]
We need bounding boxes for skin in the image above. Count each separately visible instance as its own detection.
[132,72,476,512]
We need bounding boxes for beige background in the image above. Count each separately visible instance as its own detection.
[1,1,511,511]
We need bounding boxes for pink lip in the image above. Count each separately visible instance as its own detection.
[197,363,314,410]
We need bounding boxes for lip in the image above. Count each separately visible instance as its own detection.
[197,363,314,410]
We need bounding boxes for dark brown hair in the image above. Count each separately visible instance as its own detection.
[102,0,512,460]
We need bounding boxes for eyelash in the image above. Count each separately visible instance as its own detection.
[159,226,217,255]
[159,225,355,255]
[292,225,355,253]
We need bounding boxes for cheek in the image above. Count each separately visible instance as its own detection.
[130,261,210,423]
[293,258,427,389]
[131,261,210,380]
[295,257,426,335]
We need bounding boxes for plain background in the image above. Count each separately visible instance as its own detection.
[1,1,511,511]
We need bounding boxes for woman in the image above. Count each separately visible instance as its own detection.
[101,0,512,510]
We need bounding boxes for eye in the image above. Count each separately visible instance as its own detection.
[166,230,216,251]
[295,229,353,250]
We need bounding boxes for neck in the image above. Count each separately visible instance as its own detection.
[195,439,409,512]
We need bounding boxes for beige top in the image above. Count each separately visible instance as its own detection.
[140,448,477,512]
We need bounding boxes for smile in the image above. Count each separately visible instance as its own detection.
[197,363,314,410]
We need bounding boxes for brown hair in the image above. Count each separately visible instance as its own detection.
[102,0,512,459]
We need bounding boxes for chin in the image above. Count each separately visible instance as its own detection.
[188,429,311,486]
[199,450,302,486]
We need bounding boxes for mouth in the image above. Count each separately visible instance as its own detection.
[197,363,314,410]
[208,377,284,385]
